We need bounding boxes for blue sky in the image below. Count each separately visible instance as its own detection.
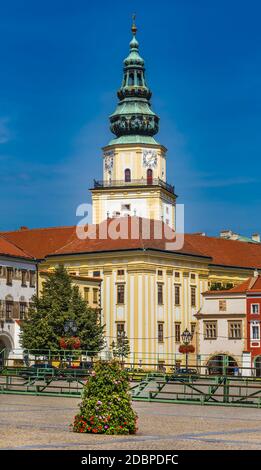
[0,0,260,236]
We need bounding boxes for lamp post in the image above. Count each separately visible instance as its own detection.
[63,320,78,367]
[64,319,77,336]
[181,328,193,372]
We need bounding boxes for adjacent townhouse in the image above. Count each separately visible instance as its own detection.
[196,273,261,376]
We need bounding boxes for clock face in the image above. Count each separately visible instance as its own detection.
[104,151,114,174]
[143,149,158,168]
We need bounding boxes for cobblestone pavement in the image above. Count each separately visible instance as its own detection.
[0,394,261,450]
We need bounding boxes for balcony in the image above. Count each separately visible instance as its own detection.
[93,178,175,195]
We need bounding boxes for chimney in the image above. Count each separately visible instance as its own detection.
[252,233,260,243]
[220,230,233,239]
[20,226,28,231]
[194,232,206,236]
[231,233,239,241]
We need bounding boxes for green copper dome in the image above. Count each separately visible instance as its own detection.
[109,19,159,144]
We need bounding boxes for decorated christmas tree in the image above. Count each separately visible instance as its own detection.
[73,360,138,434]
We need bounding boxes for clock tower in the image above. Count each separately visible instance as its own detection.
[91,19,177,228]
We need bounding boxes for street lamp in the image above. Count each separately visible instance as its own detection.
[64,320,77,336]
[181,329,193,372]
[62,320,78,368]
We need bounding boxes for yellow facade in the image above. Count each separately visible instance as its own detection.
[39,271,102,310]
[40,250,253,369]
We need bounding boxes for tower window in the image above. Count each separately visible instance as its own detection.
[124,169,131,182]
[137,72,143,86]
[129,73,134,86]
[121,204,131,211]
[147,168,153,185]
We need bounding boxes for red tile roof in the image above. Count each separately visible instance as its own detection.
[1,225,75,259]
[185,233,261,269]
[51,218,207,259]
[2,219,261,271]
[0,235,33,259]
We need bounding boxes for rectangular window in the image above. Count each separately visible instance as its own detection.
[117,270,124,276]
[157,283,163,305]
[116,322,125,339]
[6,268,13,286]
[93,288,99,304]
[191,286,196,307]
[175,323,181,342]
[21,270,27,287]
[158,270,163,276]
[251,304,260,314]
[191,322,196,337]
[251,322,260,340]
[204,321,217,340]
[5,301,13,320]
[19,303,26,320]
[158,322,164,342]
[174,285,180,306]
[228,321,242,339]
[93,271,101,277]
[29,271,36,288]
[219,300,227,312]
[117,284,125,304]
[175,272,180,278]
[84,287,89,303]
[191,273,196,280]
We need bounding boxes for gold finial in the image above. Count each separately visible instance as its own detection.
[131,13,137,35]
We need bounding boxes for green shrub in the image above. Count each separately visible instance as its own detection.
[72,360,138,434]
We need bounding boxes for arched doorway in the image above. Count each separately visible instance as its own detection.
[147,168,153,185]
[0,333,13,367]
[0,334,13,353]
[255,356,261,377]
[207,354,238,375]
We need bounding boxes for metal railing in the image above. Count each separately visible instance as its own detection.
[93,178,175,194]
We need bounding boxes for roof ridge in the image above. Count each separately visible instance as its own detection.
[0,225,76,234]
[0,234,34,259]
[187,233,261,246]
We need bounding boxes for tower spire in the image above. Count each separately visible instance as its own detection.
[108,17,159,145]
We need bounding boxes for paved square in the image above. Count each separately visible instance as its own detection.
[0,394,261,450]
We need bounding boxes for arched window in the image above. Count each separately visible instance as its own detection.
[125,168,131,182]
[137,72,143,86]
[129,73,134,86]
[147,168,153,185]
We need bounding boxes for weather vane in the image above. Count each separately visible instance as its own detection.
[132,13,137,35]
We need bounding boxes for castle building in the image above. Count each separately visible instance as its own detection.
[1,21,261,371]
